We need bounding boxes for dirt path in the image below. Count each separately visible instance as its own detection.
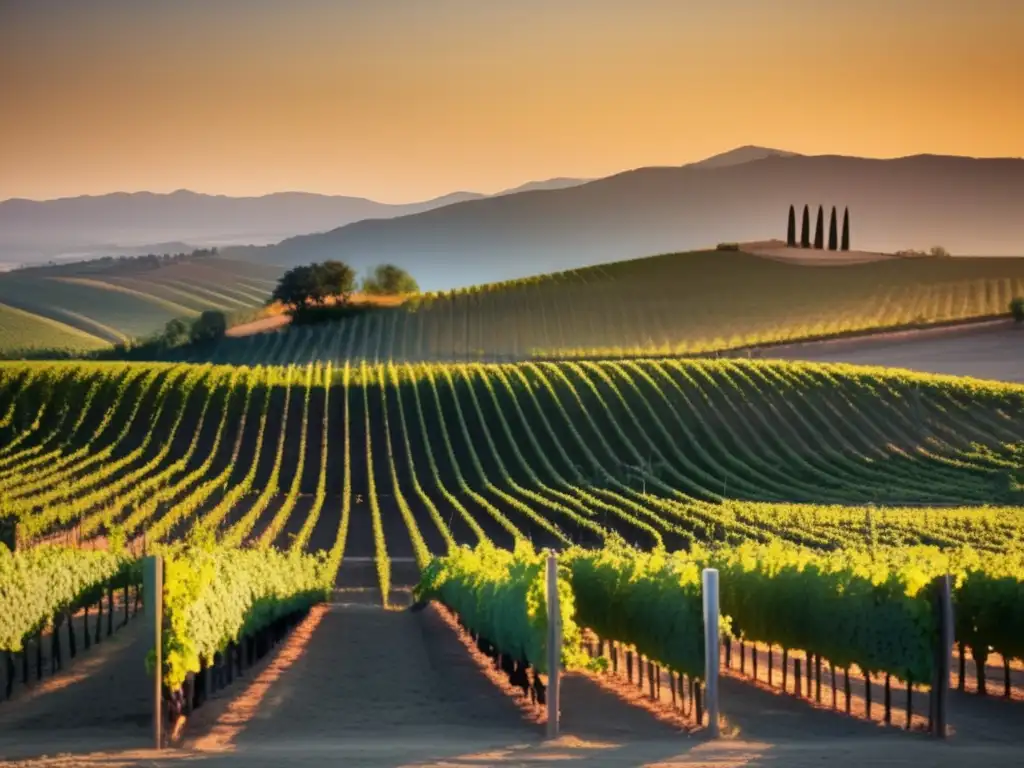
[224,314,289,338]
[720,641,1024,740]
[225,294,408,339]
[767,322,1023,382]
[0,620,152,761]
[7,600,1024,766]
[740,240,896,266]
[6,593,1024,767]
[8,733,1024,766]
[173,590,538,763]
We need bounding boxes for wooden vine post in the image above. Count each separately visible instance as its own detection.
[545,551,561,739]
[929,573,953,739]
[143,555,164,750]
[702,567,721,737]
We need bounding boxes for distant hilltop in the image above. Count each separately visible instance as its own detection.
[0,178,591,267]
[223,150,1024,290]
[5,147,1024,290]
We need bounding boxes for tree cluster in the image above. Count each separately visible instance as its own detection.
[894,246,951,258]
[271,261,419,312]
[12,248,218,277]
[271,261,357,310]
[95,309,230,361]
[161,310,228,347]
[787,205,850,251]
[361,264,420,296]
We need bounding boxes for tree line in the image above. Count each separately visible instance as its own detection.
[271,261,419,311]
[94,260,420,360]
[11,248,220,277]
[787,205,850,251]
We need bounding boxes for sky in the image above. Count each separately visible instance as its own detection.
[2,0,1023,203]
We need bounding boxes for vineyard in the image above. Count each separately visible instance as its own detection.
[2,349,1024,758]
[0,302,111,356]
[186,249,1024,365]
[0,257,281,355]
[0,357,1022,563]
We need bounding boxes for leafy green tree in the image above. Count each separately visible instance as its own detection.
[786,205,796,247]
[800,205,811,248]
[362,264,420,295]
[190,310,227,343]
[272,265,319,309]
[316,260,357,303]
[841,207,850,251]
[828,207,838,251]
[272,261,356,310]
[162,318,192,348]
[813,205,824,249]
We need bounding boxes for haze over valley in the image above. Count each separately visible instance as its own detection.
[4,148,1024,290]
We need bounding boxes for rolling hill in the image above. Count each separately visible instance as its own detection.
[1,357,1021,556]
[686,144,800,168]
[0,303,110,356]
[0,179,594,269]
[0,189,486,267]
[0,255,282,356]
[2,352,1023,756]
[224,153,1024,290]
[180,247,1024,369]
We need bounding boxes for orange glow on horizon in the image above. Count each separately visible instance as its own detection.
[2,0,1022,202]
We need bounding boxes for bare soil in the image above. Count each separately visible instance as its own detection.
[0,618,152,762]
[9,597,1024,767]
[740,240,897,266]
[224,314,290,338]
[0,590,141,706]
[718,640,1024,741]
[225,293,408,338]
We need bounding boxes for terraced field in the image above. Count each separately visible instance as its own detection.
[188,250,1024,365]
[1,358,1022,570]
[0,257,282,354]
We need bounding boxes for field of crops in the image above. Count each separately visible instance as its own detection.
[2,246,1023,743]
[191,250,1024,365]
[2,345,1024,758]
[0,302,110,357]
[0,257,281,355]
[1,357,1022,568]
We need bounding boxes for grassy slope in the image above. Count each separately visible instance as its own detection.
[0,257,282,355]
[0,303,109,355]
[190,249,1024,365]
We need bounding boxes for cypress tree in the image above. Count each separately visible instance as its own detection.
[813,205,824,249]
[800,205,811,248]
[787,205,796,247]
[841,207,850,251]
[828,206,838,250]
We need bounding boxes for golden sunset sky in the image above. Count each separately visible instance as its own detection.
[3,0,1023,202]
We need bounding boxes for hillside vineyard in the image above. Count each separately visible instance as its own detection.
[192,251,1024,365]
[6,249,1024,361]
[0,257,280,355]
[1,358,1022,582]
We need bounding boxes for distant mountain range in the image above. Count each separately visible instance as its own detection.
[6,147,1024,289]
[0,177,593,266]
[222,150,1024,289]
[686,145,800,168]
